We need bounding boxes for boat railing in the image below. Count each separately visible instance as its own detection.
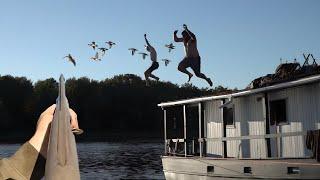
[165,131,311,159]
[204,131,307,142]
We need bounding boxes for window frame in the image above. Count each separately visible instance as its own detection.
[224,104,235,128]
[269,98,288,126]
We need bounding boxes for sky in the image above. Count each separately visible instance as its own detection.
[0,0,319,89]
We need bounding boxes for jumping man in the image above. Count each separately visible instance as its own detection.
[174,24,213,86]
[144,34,160,86]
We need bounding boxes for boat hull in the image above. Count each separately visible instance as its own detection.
[162,156,320,179]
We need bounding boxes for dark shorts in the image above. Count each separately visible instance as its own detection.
[146,61,159,73]
[179,56,201,73]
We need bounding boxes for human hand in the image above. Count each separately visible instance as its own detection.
[174,30,178,34]
[183,24,187,30]
[144,34,147,38]
[69,108,83,134]
[34,104,56,138]
[29,104,82,155]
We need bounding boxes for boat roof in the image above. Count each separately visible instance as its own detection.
[158,74,320,107]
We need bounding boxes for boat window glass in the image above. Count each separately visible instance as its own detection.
[223,105,234,126]
[270,99,287,125]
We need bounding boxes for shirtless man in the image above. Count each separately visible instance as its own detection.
[174,24,213,86]
[144,34,160,86]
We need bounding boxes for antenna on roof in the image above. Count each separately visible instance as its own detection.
[303,53,310,66]
[310,54,318,66]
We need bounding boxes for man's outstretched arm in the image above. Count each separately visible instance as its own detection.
[144,34,151,47]
[173,30,183,42]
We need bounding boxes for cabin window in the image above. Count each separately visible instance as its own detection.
[207,166,214,173]
[287,167,300,174]
[223,105,234,126]
[244,167,252,174]
[270,99,287,125]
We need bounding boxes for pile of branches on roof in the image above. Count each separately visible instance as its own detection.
[247,53,320,89]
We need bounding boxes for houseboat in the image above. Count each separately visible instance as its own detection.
[158,57,320,179]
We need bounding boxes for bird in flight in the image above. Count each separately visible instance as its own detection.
[165,43,175,53]
[105,41,116,49]
[90,52,101,61]
[162,59,171,66]
[98,47,108,56]
[128,48,138,56]
[138,52,148,60]
[63,54,76,66]
[88,41,98,50]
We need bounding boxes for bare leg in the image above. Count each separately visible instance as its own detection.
[145,61,160,84]
[194,71,213,86]
[191,58,213,86]
[144,71,150,86]
[149,74,159,81]
[195,72,212,86]
[178,61,193,82]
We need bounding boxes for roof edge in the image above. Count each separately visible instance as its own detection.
[158,74,320,107]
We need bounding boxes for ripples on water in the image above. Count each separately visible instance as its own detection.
[0,142,165,179]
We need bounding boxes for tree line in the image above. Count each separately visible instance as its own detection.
[0,74,234,142]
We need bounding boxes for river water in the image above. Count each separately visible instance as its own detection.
[0,141,165,179]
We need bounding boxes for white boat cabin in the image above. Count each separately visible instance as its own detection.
[158,75,320,159]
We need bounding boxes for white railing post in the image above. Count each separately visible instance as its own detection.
[183,105,187,157]
[198,103,202,157]
[164,109,167,155]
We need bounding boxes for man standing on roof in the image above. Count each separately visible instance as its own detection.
[144,34,160,86]
[174,24,213,86]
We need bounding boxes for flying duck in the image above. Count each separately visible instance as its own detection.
[128,48,138,56]
[165,43,175,53]
[63,54,76,66]
[88,41,98,50]
[138,52,148,60]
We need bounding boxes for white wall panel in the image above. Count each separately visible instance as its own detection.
[205,100,224,156]
[268,82,320,157]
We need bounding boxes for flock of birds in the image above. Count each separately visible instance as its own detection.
[88,41,116,61]
[63,40,176,67]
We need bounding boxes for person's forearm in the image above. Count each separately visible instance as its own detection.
[29,131,47,156]
[29,118,51,158]
[184,27,191,34]
[173,33,178,41]
[174,34,182,42]
[145,38,150,46]
[28,107,55,158]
